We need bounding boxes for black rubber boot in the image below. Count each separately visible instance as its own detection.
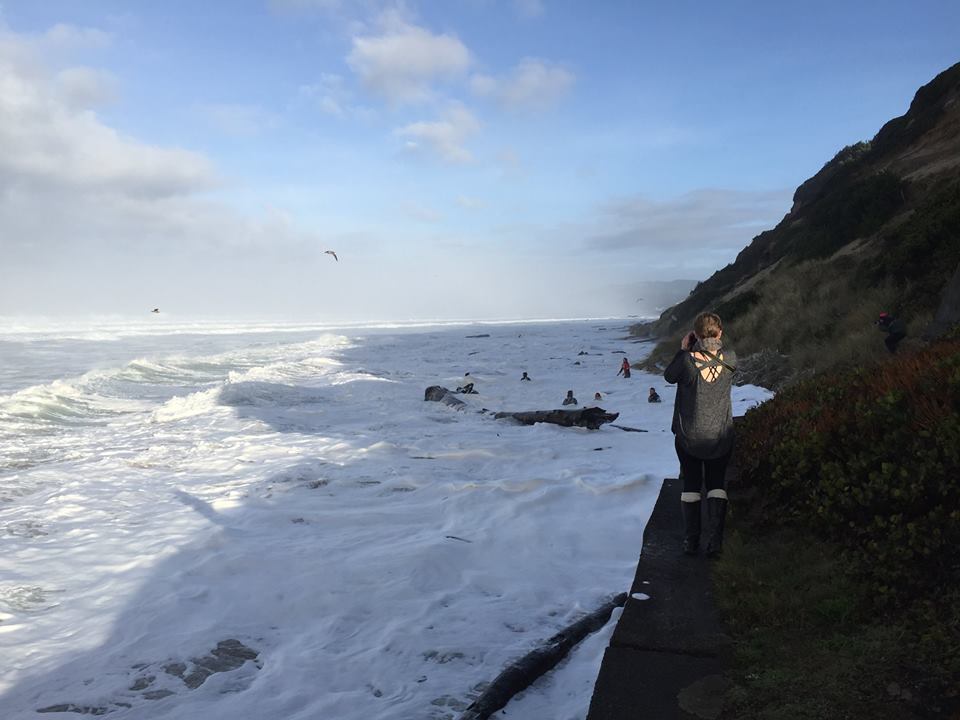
[681,500,701,555]
[705,498,728,558]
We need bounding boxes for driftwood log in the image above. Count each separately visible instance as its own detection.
[494,408,618,430]
[424,385,467,410]
[423,386,618,429]
[457,592,628,720]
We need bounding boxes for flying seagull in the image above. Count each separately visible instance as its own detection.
[151,308,160,313]
[324,250,338,262]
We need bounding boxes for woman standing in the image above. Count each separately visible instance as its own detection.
[664,313,737,557]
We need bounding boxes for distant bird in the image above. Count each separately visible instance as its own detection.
[636,297,644,302]
[324,250,339,262]
[151,308,160,313]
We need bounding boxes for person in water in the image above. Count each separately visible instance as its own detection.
[617,358,631,378]
[665,313,737,558]
[457,372,477,394]
[594,392,602,401]
[648,387,662,403]
[562,390,578,406]
[521,372,532,381]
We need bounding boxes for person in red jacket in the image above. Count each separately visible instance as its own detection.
[617,357,631,378]
[876,312,907,353]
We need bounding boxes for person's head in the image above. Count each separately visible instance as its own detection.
[693,312,723,340]
[522,371,528,377]
[594,392,602,400]
[649,387,656,394]
[566,390,574,397]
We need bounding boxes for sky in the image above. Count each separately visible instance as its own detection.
[0,0,958,322]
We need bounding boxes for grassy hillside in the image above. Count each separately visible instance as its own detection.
[634,62,960,388]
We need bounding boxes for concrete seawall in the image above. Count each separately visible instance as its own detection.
[586,473,734,720]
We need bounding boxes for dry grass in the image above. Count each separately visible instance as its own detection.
[725,252,902,377]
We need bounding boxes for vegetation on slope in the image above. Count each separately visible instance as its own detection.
[714,338,960,718]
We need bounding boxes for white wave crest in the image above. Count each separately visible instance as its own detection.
[150,387,224,423]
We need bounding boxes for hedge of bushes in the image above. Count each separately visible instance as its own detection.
[734,340,960,705]
[735,339,960,604]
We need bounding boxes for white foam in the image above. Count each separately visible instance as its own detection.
[0,319,772,719]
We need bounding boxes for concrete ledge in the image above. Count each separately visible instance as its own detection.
[586,476,733,720]
[588,647,724,720]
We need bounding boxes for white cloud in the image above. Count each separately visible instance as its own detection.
[55,66,116,108]
[468,72,497,97]
[0,27,271,265]
[347,16,470,105]
[0,22,545,320]
[198,103,281,137]
[298,73,378,121]
[41,23,113,50]
[471,58,573,111]
[395,103,480,163]
[0,39,213,198]
[300,74,347,115]
[514,0,545,18]
[582,189,793,273]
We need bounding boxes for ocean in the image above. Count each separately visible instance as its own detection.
[0,317,769,719]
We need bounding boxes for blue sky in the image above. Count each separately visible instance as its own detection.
[1,0,957,320]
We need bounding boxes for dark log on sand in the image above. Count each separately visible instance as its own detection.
[494,407,618,430]
[424,387,618,429]
[457,593,628,720]
[424,386,467,410]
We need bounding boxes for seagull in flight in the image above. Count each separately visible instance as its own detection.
[324,250,338,262]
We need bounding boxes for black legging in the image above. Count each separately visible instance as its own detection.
[885,332,906,353]
[676,439,731,497]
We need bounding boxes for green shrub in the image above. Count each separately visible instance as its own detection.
[737,339,960,602]
[733,342,960,710]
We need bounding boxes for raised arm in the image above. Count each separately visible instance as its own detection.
[664,350,692,385]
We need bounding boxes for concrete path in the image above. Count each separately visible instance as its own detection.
[586,476,733,720]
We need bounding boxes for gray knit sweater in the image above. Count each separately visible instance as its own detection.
[664,347,737,459]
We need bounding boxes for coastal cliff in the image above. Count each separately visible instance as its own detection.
[635,61,960,388]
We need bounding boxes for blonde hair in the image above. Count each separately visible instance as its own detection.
[694,312,723,339]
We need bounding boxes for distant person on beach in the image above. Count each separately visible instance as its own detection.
[876,312,907,353]
[457,373,477,394]
[521,372,531,381]
[617,358,631,378]
[665,312,737,558]
[562,390,578,406]
[648,387,662,403]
